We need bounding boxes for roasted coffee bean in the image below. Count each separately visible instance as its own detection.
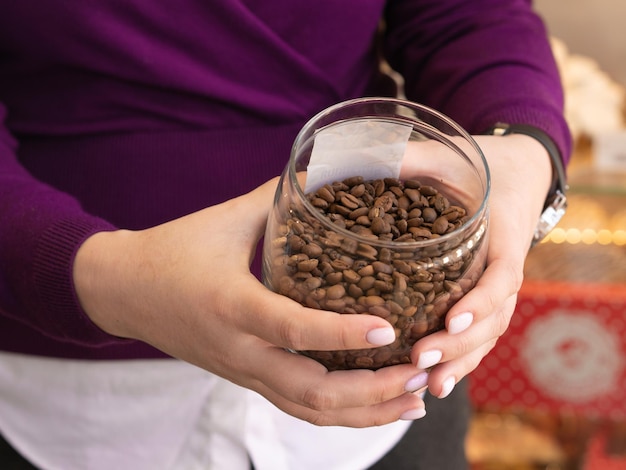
[379,247,393,264]
[303,277,323,291]
[419,185,438,196]
[311,197,330,209]
[395,233,413,242]
[278,276,295,294]
[288,253,308,265]
[349,206,370,220]
[343,269,361,284]
[327,214,346,229]
[389,186,404,198]
[409,227,432,239]
[393,272,408,292]
[404,187,420,202]
[297,258,318,272]
[356,243,378,260]
[293,271,312,282]
[373,348,394,364]
[350,183,366,198]
[432,216,450,235]
[287,234,306,251]
[326,284,346,300]
[267,176,484,371]
[372,261,393,275]
[354,215,371,226]
[317,184,335,202]
[373,279,394,293]
[302,242,323,258]
[396,219,408,234]
[422,207,437,223]
[343,176,364,187]
[388,300,404,315]
[357,265,375,276]
[369,305,391,319]
[373,179,385,197]
[407,217,424,228]
[360,295,386,307]
[433,194,450,212]
[330,259,352,271]
[347,284,364,298]
[325,298,347,311]
[340,238,358,255]
[349,224,373,237]
[393,260,412,276]
[354,356,375,368]
[357,275,376,290]
[370,217,390,235]
[377,193,396,211]
[397,196,410,211]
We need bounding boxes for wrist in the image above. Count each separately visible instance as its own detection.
[73,229,138,338]
[485,123,568,246]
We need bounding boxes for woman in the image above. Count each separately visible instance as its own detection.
[0,1,570,468]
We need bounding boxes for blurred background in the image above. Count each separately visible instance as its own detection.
[535,0,626,89]
[466,1,626,469]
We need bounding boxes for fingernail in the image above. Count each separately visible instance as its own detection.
[416,350,442,370]
[448,312,473,335]
[366,327,396,346]
[438,376,456,399]
[404,371,429,392]
[400,407,427,421]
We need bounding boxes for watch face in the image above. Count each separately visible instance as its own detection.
[532,191,568,246]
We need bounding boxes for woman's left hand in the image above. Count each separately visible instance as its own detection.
[409,134,553,399]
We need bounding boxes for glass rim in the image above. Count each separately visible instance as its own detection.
[288,97,491,249]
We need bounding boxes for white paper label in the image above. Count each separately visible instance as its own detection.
[304,120,412,193]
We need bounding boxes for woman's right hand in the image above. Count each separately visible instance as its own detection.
[73,178,427,427]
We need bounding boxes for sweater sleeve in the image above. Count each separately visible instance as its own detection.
[0,103,124,346]
[383,0,573,164]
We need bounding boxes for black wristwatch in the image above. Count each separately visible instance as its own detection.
[487,123,568,247]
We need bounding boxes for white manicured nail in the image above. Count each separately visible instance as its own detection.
[404,372,429,393]
[448,312,473,335]
[438,376,456,399]
[400,407,427,421]
[416,350,442,370]
[366,327,395,346]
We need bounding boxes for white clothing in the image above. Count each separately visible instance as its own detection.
[0,352,410,470]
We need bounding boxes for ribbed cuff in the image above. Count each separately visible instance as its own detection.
[32,216,124,346]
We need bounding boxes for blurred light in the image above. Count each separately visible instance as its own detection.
[544,227,626,245]
[547,228,566,244]
[614,230,626,246]
[597,229,613,245]
[581,228,597,244]
[565,228,582,244]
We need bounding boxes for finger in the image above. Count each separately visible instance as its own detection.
[244,346,427,426]
[425,337,497,399]
[261,386,426,428]
[408,236,522,366]
[242,341,422,407]
[411,294,517,368]
[231,277,399,352]
[442,252,522,334]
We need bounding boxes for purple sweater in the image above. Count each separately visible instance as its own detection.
[0,0,571,360]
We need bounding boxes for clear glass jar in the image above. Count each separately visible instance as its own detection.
[262,97,490,370]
